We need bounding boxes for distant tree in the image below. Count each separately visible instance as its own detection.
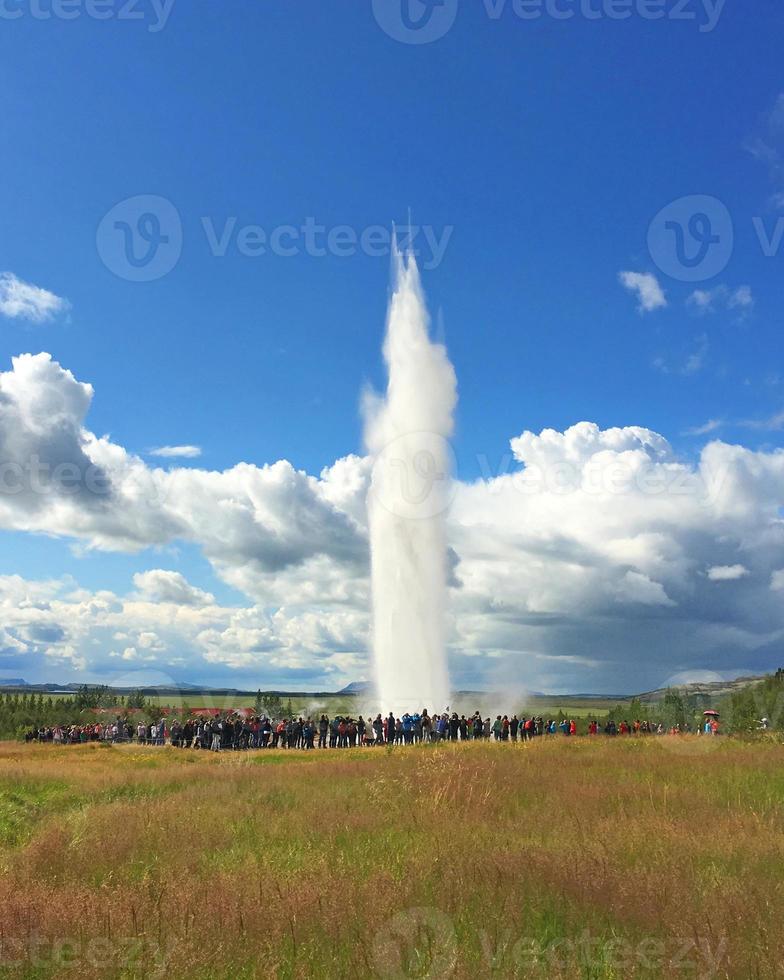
[627,697,647,720]
[257,694,284,717]
[126,690,148,710]
[752,673,784,729]
[74,685,106,710]
[660,689,686,730]
[729,687,759,734]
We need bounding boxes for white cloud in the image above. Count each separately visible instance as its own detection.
[0,272,68,323]
[707,564,749,582]
[654,336,709,376]
[771,570,784,591]
[688,289,714,312]
[684,419,723,437]
[619,271,667,313]
[149,445,202,459]
[729,286,754,311]
[682,335,709,375]
[132,570,215,607]
[687,285,754,317]
[0,628,27,655]
[137,631,165,651]
[615,571,675,606]
[745,92,784,190]
[739,409,784,432]
[3,356,784,692]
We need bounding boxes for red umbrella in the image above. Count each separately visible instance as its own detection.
[703,710,720,717]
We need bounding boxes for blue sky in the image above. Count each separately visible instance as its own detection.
[1,1,784,693]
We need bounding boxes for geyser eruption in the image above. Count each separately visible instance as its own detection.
[364,245,457,716]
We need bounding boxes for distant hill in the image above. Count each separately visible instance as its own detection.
[338,681,372,694]
[1,672,778,705]
[637,674,768,704]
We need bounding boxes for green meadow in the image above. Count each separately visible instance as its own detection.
[1,736,782,979]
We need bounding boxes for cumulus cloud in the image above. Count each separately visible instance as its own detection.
[149,445,202,459]
[0,569,367,687]
[615,570,675,606]
[707,564,750,582]
[132,569,215,607]
[3,356,784,692]
[0,627,27,656]
[0,353,108,520]
[0,272,68,323]
[619,271,667,313]
[0,353,363,564]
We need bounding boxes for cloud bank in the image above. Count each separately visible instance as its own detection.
[2,353,784,693]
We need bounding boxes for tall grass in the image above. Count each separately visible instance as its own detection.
[0,738,781,978]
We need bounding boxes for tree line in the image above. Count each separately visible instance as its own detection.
[3,673,784,741]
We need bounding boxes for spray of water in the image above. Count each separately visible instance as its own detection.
[363,244,457,716]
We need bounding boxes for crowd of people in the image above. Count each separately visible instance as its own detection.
[24,710,719,747]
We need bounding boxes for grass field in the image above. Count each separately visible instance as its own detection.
[1,737,780,979]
